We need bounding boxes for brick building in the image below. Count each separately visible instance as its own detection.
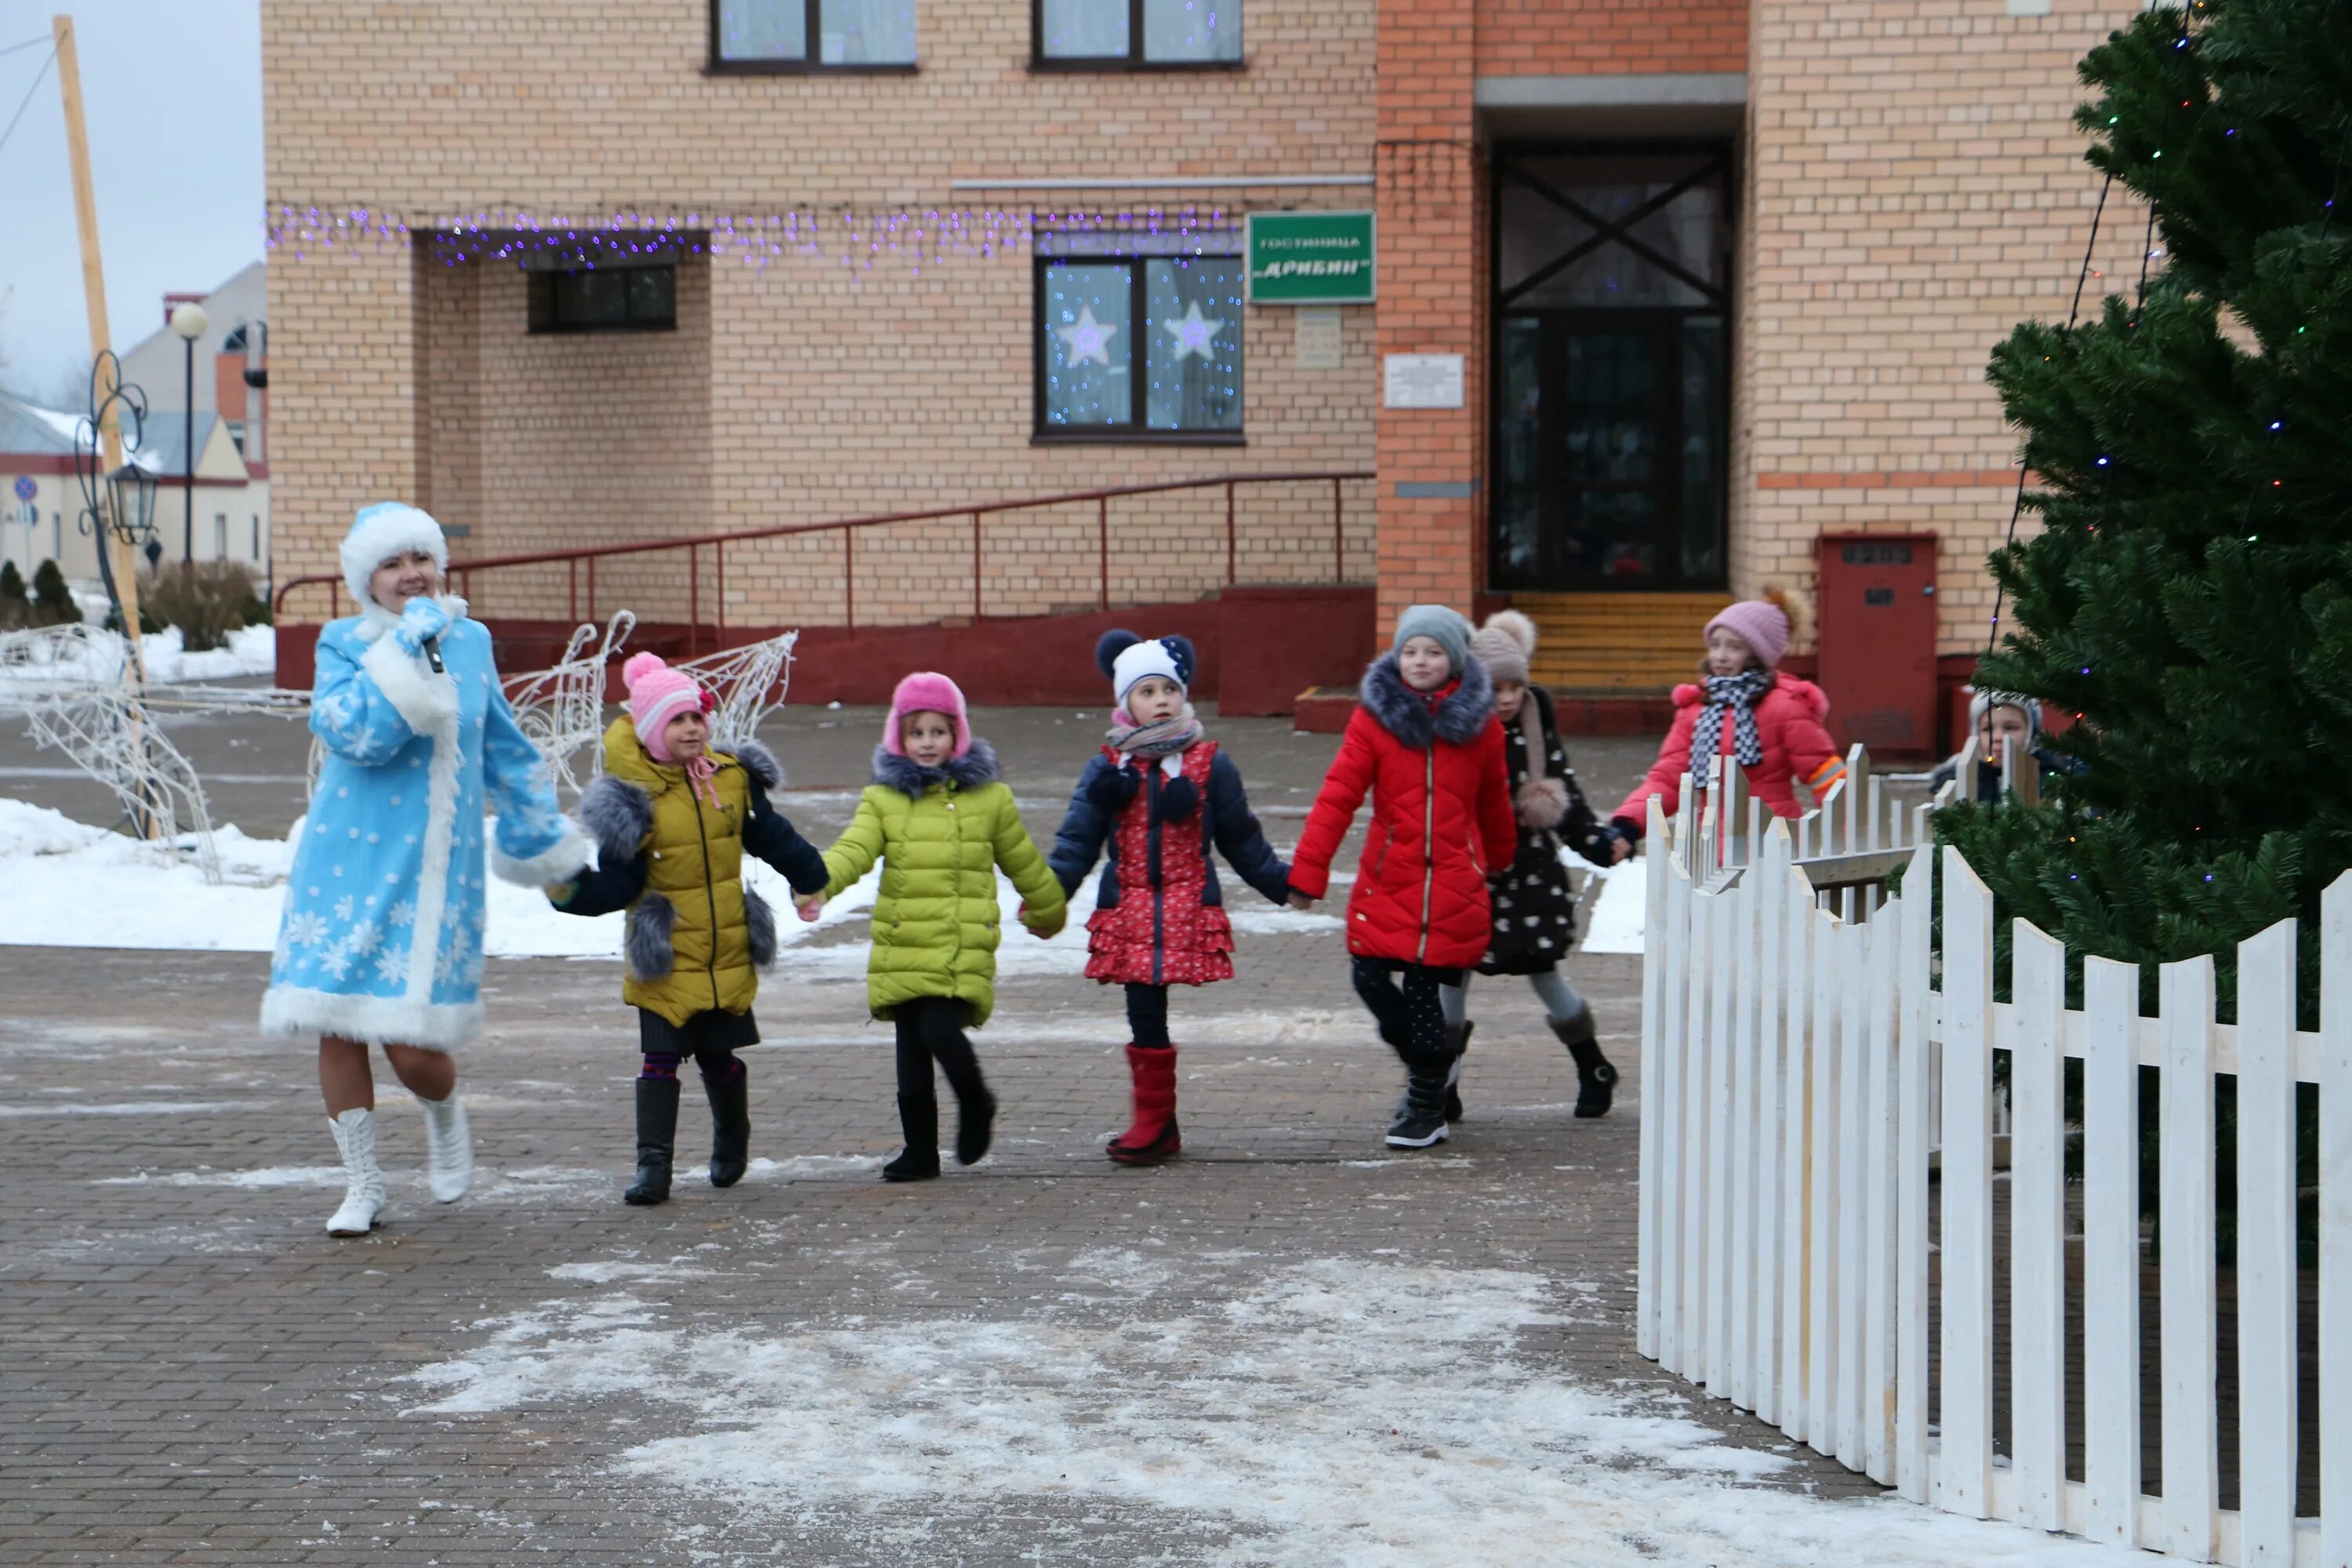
[260,0,2154,737]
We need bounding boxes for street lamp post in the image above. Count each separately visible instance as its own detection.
[73,349,158,648]
[168,302,209,564]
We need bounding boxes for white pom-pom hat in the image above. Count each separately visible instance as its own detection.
[339,502,448,611]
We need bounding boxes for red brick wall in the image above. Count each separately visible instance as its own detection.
[1475,0,1745,75]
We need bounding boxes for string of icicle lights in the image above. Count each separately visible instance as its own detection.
[263,205,1238,275]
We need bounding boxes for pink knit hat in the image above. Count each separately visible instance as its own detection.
[1704,599,1791,669]
[884,671,971,758]
[623,652,714,763]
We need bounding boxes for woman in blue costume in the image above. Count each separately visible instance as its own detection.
[261,503,589,1236]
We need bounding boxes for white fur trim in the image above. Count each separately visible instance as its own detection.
[491,824,593,887]
[341,503,450,608]
[403,673,466,1016]
[360,633,459,732]
[1112,638,1185,705]
[259,985,481,1051]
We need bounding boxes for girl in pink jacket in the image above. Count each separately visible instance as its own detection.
[1610,593,1846,847]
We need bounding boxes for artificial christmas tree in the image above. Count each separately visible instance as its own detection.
[1941,0,2352,1021]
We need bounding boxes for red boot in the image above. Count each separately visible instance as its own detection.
[1108,1044,1181,1165]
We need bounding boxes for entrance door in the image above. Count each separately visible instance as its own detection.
[1491,148,1732,593]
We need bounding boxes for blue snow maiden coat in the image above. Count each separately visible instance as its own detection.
[260,597,589,1050]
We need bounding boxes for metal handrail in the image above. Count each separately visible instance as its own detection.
[278,470,1374,650]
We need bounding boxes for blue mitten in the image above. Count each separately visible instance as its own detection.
[394,596,450,656]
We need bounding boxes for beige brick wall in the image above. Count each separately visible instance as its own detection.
[260,0,1378,630]
[1740,0,2158,654]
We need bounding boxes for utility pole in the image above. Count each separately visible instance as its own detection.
[52,13,147,656]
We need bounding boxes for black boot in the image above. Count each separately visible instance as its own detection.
[702,1060,750,1189]
[1385,1051,1452,1149]
[1551,1005,1617,1118]
[883,1094,941,1182]
[624,1076,681,1206]
[954,1082,996,1167]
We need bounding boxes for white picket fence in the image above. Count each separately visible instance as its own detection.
[1637,756,2350,1565]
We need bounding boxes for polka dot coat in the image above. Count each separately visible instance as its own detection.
[1480,684,1619,977]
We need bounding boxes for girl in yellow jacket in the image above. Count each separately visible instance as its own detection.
[549,653,829,1206]
[797,672,1066,1182]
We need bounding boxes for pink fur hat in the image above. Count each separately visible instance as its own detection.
[622,652,713,764]
[884,671,971,758]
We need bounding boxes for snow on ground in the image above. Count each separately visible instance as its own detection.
[400,1255,2143,1568]
[0,795,1341,962]
[0,624,276,688]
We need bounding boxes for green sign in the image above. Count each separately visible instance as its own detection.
[1247,211,1376,304]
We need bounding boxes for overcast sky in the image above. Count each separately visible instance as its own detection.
[0,0,262,405]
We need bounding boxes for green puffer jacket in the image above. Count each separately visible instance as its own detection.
[822,737,1066,1027]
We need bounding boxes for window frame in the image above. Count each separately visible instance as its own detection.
[1032,253,1246,447]
[1029,0,1244,72]
[528,264,680,336]
[707,0,920,74]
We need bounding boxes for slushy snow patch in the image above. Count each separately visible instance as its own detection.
[0,624,276,688]
[399,1257,2145,1567]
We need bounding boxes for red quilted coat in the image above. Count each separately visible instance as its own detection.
[1613,673,1846,829]
[1289,654,1518,970]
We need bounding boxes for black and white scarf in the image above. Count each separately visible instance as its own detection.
[1688,669,1773,781]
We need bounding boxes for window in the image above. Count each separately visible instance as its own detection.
[1035,231,1243,440]
[528,265,677,334]
[251,514,261,560]
[712,0,916,69]
[214,514,227,558]
[1036,0,1240,66]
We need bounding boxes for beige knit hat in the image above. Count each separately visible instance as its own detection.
[1468,609,1537,686]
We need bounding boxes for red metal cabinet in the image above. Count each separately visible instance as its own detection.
[1816,533,1937,757]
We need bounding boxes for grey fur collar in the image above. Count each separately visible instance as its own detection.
[1359,652,1495,749]
[725,737,782,791]
[871,735,1000,797]
[579,774,655,865]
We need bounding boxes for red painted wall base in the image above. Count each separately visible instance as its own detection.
[273,585,1377,717]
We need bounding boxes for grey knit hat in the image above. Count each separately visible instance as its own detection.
[1392,604,1472,675]
[1468,609,1537,687]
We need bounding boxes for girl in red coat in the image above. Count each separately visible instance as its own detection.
[1050,630,1293,1166]
[1288,606,1518,1149]
[1610,591,1846,850]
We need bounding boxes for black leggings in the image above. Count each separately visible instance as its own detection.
[893,996,985,1109]
[1349,956,1461,1069]
[641,1047,739,1081]
[1124,982,1171,1048]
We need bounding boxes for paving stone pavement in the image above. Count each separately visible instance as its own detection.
[0,699,1902,1565]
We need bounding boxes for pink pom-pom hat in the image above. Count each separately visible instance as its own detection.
[883,671,971,758]
[622,652,715,763]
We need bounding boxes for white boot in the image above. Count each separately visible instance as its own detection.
[326,1107,386,1236]
[417,1091,474,1203]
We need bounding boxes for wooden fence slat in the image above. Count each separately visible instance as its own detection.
[2323,873,2352,1568]
[1835,917,1870,1469]
[2234,920,2299,1565]
[1862,902,1899,1485]
[1895,842,1933,1502]
[1753,824,1789,1426]
[1660,812,1693,1373]
[1638,798,1671,1359]
[1938,846,1996,1517]
[1780,855,1813,1438]
[2080,955,2143,1545]
[1680,853,1715,1382]
[2010,921,2067,1531]
[1705,879,1738,1398]
[2159,954,2219,1563]
[1807,895,1842,1452]
[1727,834,1761,1411]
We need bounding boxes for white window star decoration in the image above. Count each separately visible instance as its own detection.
[1162,303,1223,362]
[1056,306,1118,368]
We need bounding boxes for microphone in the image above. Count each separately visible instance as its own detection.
[421,635,445,674]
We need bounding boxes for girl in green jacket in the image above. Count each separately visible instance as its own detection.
[799,672,1066,1181]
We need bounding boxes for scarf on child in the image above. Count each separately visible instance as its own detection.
[1108,705,1205,760]
[1688,669,1773,782]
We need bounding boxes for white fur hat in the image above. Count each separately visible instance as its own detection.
[340,502,448,610]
